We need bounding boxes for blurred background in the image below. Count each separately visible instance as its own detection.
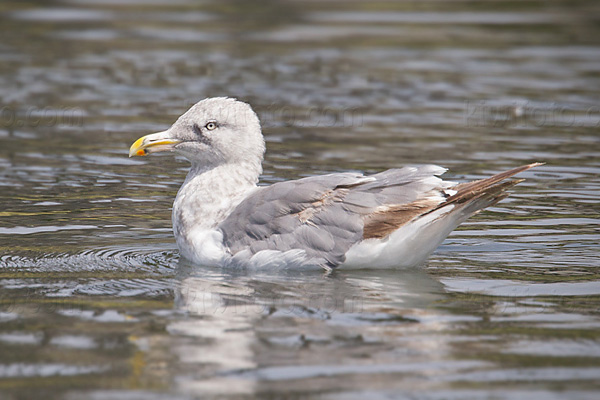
[0,1,599,399]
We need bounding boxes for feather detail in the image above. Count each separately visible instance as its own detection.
[363,199,440,239]
[360,162,543,242]
[446,162,543,204]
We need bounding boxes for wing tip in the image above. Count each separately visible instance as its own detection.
[526,161,545,169]
[447,162,543,204]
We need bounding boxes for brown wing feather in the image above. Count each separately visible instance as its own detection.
[362,162,543,240]
[363,198,440,239]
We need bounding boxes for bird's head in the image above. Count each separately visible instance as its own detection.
[129,97,265,169]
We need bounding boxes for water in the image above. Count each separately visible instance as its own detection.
[1,0,599,399]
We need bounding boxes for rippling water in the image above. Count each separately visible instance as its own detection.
[1,1,599,399]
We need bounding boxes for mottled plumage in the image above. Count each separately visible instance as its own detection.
[129,97,541,270]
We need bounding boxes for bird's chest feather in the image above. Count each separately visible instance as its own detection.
[171,165,258,263]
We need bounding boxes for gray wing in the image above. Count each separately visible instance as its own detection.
[218,166,450,268]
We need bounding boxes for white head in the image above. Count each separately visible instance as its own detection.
[129,97,265,171]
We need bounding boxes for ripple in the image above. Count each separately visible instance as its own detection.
[441,278,600,297]
[503,339,600,357]
[49,335,97,349]
[9,8,115,22]
[0,225,98,235]
[441,367,600,383]
[308,11,562,25]
[0,332,43,345]
[234,360,489,381]
[57,309,134,322]
[53,29,121,41]
[0,246,177,274]
[132,27,224,43]
[321,390,600,400]
[0,363,108,378]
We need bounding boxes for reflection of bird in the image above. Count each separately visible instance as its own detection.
[130,98,541,270]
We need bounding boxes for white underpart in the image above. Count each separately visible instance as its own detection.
[341,175,459,270]
[179,228,227,265]
[342,204,459,270]
[228,249,323,271]
[179,227,313,270]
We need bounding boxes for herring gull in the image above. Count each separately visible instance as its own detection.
[129,97,541,270]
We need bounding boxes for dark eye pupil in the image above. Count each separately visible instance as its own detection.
[206,122,216,130]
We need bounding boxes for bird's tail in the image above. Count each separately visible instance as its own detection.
[342,163,543,269]
[445,162,544,207]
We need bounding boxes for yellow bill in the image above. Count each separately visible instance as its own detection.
[129,131,181,157]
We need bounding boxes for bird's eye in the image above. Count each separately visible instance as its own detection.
[205,121,217,131]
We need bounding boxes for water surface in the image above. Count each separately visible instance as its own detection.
[1,0,599,399]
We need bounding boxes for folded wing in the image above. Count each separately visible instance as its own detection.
[218,165,454,268]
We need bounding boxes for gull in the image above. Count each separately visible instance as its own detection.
[129,97,541,270]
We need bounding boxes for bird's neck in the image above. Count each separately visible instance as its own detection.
[172,162,260,237]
